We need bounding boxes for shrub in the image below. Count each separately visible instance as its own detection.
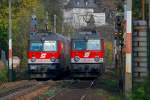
[0,67,8,82]
[132,77,150,100]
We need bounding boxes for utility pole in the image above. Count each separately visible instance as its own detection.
[45,12,48,31]
[141,0,145,20]
[124,0,132,95]
[8,0,13,81]
[54,14,56,33]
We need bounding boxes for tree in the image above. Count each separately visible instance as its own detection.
[0,0,45,67]
[0,0,64,68]
[133,0,142,19]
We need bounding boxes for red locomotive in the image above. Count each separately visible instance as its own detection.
[28,32,70,79]
[70,31,105,77]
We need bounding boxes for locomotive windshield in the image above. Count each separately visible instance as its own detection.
[72,39,101,50]
[30,42,43,51]
[30,41,57,51]
[43,41,57,51]
[73,40,86,50]
[87,40,101,50]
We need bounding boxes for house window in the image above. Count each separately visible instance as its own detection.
[84,0,88,6]
[76,1,80,6]
[85,2,88,6]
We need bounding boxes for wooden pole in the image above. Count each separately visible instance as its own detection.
[141,0,145,19]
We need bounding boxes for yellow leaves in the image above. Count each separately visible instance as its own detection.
[106,41,113,52]
[105,41,113,64]
[22,0,39,9]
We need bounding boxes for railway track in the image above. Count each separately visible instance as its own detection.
[0,68,118,100]
[0,80,36,97]
[0,80,57,100]
[48,78,102,100]
[45,71,119,100]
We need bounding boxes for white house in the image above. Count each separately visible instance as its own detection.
[63,0,106,29]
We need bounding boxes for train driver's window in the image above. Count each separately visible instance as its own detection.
[43,41,57,51]
[87,40,101,50]
[30,42,42,51]
[73,40,86,50]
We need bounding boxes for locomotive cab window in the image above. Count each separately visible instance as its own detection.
[72,39,101,50]
[72,40,86,50]
[30,42,42,51]
[87,40,101,50]
[43,41,57,51]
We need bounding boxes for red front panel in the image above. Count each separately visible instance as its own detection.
[28,51,60,59]
[71,50,104,58]
[70,50,104,63]
[28,41,62,64]
[70,38,105,63]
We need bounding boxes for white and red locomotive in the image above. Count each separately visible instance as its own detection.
[70,32,105,77]
[28,31,105,79]
[28,32,69,79]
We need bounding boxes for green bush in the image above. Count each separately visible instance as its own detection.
[132,77,150,100]
[132,86,145,100]
[0,67,8,82]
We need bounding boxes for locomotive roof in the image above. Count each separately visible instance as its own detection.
[29,32,70,41]
[71,31,102,40]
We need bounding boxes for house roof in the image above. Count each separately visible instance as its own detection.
[66,0,97,9]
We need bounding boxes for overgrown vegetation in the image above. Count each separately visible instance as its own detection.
[132,77,150,100]
[133,0,142,19]
[0,0,63,68]
[0,67,8,82]
[107,77,150,100]
[36,81,72,100]
[105,41,113,65]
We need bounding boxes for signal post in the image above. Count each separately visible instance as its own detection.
[124,0,132,95]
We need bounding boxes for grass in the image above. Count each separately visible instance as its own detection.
[95,89,107,96]
[0,88,10,94]
[36,81,70,100]
[95,87,124,100]
[102,79,118,89]
[43,88,57,97]
[36,88,58,100]
[36,96,44,100]
[108,95,123,100]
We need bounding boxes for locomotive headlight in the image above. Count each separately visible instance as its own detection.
[74,56,80,62]
[51,57,56,62]
[31,57,36,62]
[94,56,100,62]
